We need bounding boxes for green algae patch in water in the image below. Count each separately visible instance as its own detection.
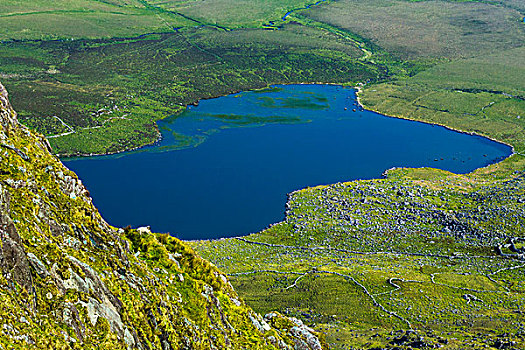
[64,84,512,239]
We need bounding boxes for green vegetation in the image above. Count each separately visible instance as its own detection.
[144,0,321,28]
[0,24,375,156]
[0,84,326,348]
[0,0,195,40]
[298,0,524,60]
[360,46,525,153]
[1,0,524,348]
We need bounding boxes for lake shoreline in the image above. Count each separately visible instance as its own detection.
[64,84,512,239]
[59,82,515,165]
[355,85,516,161]
[56,81,354,159]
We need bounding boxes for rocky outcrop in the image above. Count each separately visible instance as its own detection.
[0,82,326,349]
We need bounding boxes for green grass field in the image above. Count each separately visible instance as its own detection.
[146,0,319,28]
[300,0,524,60]
[0,0,195,40]
[0,0,332,40]
[360,46,525,152]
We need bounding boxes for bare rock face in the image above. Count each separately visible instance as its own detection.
[0,83,16,131]
[0,227,34,305]
[0,184,35,315]
[288,318,324,350]
[0,81,327,349]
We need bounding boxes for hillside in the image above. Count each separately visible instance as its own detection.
[0,82,325,349]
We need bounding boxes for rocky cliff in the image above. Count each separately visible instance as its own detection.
[0,82,326,349]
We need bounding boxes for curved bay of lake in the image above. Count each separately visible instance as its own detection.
[64,84,512,239]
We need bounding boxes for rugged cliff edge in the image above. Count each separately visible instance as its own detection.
[0,82,326,349]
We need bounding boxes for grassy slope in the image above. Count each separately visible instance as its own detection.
[359,46,525,153]
[150,0,321,28]
[0,0,194,40]
[0,83,327,349]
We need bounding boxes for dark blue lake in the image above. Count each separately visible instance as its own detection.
[64,84,512,240]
